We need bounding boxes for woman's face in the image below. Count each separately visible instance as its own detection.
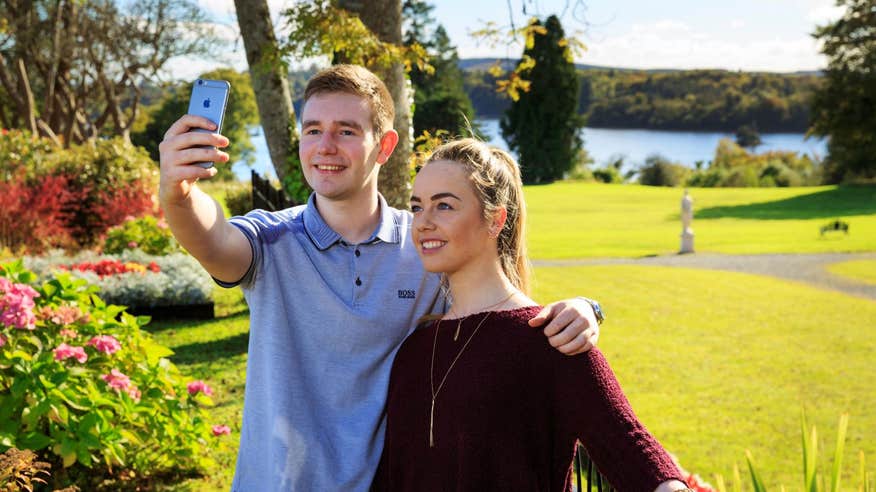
[410,160,497,276]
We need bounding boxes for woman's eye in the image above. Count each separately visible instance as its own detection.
[410,205,422,213]
[437,202,453,210]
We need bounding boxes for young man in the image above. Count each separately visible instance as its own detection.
[158,64,602,491]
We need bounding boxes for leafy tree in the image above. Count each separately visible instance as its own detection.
[0,0,216,146]
[810,0,876,182]
[403,0,480,138]
[735,123,762,150]
[500,15,584,184]
[235,0,307,202]
[131,68,259,181]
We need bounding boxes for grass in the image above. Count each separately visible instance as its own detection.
[141,181,876,490]
[533,265,876,489]
[524,183,876,259]
[826,259,876,286]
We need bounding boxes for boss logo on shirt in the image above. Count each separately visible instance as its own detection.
[397,289,416,299]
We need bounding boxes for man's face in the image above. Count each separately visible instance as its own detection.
[299,92,386,203]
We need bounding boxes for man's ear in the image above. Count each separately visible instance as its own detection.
[376,130,399,165]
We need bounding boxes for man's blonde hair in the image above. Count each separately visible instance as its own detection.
[303,64,395,136]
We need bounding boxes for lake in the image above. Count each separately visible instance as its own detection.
[233,119,827,180]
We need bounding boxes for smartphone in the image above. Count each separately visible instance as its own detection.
[186,78,231,168]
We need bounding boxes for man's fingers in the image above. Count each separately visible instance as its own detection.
[528,303,560,328]
[166,161,219,182]
[540,308,577,337]
[546,316,586,347]
[177,147,230,165]
[556,331,594,355]
[163,114,217,140]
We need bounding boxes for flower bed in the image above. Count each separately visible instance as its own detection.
[0,260,230,488]
[25,251,214,319]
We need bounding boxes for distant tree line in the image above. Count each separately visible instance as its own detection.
[464,67,821,132]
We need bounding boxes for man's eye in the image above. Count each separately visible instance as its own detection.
[304,128,320,135]
[340,129,354,136]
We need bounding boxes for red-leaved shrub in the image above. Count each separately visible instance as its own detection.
[0,171,82,253]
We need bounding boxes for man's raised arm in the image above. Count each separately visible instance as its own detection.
[158,114,252,284]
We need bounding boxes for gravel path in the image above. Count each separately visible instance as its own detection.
[533,252,876,300]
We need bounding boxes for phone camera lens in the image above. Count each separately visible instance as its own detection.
[197,80,203,85]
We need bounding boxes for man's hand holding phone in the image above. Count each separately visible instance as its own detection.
[158,115,230,206]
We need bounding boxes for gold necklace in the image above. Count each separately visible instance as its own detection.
[447,290,517,341]
[429,311,492,448]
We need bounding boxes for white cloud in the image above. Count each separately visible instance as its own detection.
[580,19,826,72]
[729,19,746,29]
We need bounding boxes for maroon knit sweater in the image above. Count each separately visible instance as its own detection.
[372,306,684,492]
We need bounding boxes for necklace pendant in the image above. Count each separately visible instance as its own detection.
[429,398,435,447]
[453,319,462,341]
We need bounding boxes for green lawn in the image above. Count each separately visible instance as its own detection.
[525,183,876,259]
[147,181,876,490]
[533,265,876,489]
[827,259,876,286]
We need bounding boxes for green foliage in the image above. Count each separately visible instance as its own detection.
[0,260,220,488]
[637,154,691,187]
[283,0,429,73]
[685,139,822,188]
[810,0,876,182]
[501,16,584,184]
[221,183,253,218]
[735,124,762,150]
[725,414,868,492]
[583,69,817,132]
[103,216,179,257]
[403,1,481,139]
[131,68,259,181]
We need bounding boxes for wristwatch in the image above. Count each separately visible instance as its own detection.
[579,297,604,325]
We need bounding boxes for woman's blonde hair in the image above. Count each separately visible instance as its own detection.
[425,138,531,294]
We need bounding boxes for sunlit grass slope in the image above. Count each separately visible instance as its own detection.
[533,264,876,489]
[524,183,876,259]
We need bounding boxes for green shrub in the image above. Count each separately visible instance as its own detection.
[0,260,222,488]
[592,166,623,184]
[638,154,690,187]
[103,216,179,256]
[223,183,253,217]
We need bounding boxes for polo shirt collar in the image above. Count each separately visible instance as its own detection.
[303,193,400,250]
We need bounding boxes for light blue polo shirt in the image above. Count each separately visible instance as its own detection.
[223,193,442,491]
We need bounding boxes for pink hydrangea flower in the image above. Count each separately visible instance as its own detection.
[212,424,231,436]
[38,305,84,326]
[54,343,88,363]
[59,328,78,338]
[87,335,121,355]
[101,369,131,391]
[187,380,214,396]
[127,241,138,249]
[126,386,141,402]
[0,277,39,330]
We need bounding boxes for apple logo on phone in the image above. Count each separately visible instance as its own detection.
[203,98,211,108]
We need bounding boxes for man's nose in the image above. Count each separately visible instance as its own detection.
[317,132,336,154]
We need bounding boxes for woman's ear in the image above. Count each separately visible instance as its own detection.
[490,207,508,238]
[376,130,400,165]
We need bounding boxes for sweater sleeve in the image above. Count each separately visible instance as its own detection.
[550,348,685,492]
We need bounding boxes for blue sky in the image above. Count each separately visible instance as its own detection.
[181,0,844,80]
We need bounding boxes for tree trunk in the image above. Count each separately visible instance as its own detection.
[233,0,307,203]
[338,0,412,209]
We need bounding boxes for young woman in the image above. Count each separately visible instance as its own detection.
[372,139,690,492]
